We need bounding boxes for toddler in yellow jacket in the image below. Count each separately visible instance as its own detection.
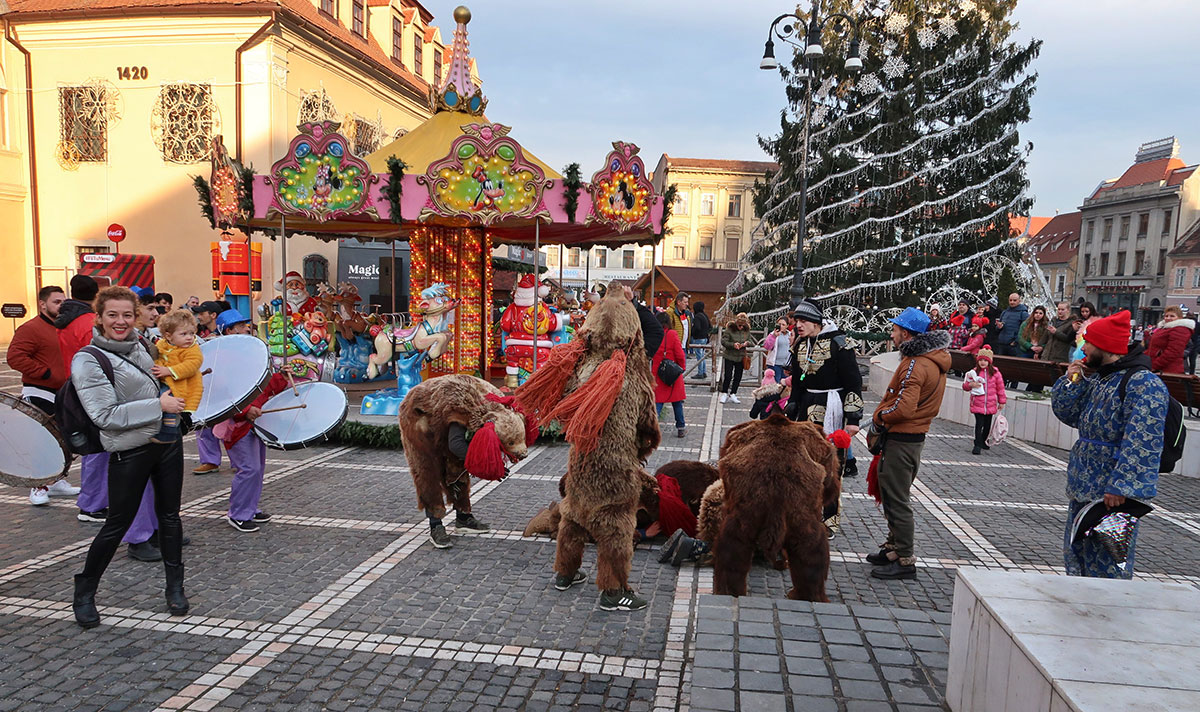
[150,309,204,443]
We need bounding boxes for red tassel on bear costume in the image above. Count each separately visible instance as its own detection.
[514,339,588,420]
[655,474,697,537]
[866,453,883,505]
[827,429,852,450]
[464,422,507,481]
[485,393,539,446]
[545,349,627,455]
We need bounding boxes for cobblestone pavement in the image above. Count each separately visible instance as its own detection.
[2,353,1200,711]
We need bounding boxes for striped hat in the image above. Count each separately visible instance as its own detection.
[793,298,824,325]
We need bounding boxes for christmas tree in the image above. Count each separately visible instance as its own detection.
[725,0,1040,326]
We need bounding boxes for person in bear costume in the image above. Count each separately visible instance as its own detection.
[398,374,538,549]
[516,282,661,611]
[664,415,840,602]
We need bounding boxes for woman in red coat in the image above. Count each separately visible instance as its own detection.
[1148,305,1195,374]
[653,311,687,438]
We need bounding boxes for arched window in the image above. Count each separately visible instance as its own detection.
[303,253,329,295]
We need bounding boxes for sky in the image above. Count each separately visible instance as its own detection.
[422,0,1200,218]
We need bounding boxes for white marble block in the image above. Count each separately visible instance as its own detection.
[947,568,1200,712]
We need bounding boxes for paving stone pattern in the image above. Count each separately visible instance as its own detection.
[2,354,1200,710]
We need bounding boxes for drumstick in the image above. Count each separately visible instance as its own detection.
[283,368,300,397]
[258,403,307,415]
[201,368,212,376]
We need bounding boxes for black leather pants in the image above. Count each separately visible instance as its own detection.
[80,440,185,580]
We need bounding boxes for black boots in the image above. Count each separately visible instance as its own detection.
[73,574,100,629]
[164,563,189,616]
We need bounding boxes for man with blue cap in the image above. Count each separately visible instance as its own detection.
[215,308,253,336]
[865,306,951,580]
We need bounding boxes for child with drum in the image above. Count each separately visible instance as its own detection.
[213,309,282,532]
[150,310,204,444]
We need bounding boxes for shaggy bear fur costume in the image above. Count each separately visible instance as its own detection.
[709,414,840,602]
[523,460,719,540]
[516,284,661,593]
[398,374,532,520]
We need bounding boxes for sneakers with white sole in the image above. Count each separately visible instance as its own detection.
[29,488,49,506]
[598,588,648,611]
[719,393,728,403]
[729,394,741,404]
[47,479,81,496]
[226,516,260,533]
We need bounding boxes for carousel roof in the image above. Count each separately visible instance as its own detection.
[366,110,561,180]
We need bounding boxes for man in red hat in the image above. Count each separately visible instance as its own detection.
[1051,309,1168,578]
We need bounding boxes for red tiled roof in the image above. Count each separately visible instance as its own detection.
[1028,211,1081,264]
[1170,218,1200,257]
[1091,157,1187,198]
[400,6,414,22]
[5,0,430,98]
[1167,167,1196,187]
[366,0,389,7]
[665,156,779,175]
[1010,215,1052,238]
[422,25,435,42]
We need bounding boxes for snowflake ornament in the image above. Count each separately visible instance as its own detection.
[855,72,882,94]
[810,104,829,125]
[938,17,959,38]
[884,12,909,35]
[884,39,899,55]
[881,55,909,80]
[959,0,977,13]
[917,26,938,49]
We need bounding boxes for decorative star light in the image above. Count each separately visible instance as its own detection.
[917,26,938,49]
[855,72,882,94]
[882,55,909,80]
[884,12,909,35]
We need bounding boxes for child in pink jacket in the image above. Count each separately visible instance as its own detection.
[962,347,1005,455]
[961,317,989,355]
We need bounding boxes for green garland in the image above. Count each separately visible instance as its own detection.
[237,164,256,224]
[562,162,583,223]
[385,156,407,224]
[659,183,679,237]
[328,420,404,449]
[192,175,215,229]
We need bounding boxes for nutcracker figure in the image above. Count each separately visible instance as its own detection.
[210,228,262,316]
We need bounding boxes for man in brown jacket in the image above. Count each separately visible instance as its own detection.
[867,307,951,580]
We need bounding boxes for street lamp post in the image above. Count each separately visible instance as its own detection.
[760,4,867,310]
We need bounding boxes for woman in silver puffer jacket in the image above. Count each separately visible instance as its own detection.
[71,286,189,628]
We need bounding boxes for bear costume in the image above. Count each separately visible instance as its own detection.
[398,374,537,548]
[704,414,840,601]
[516,283,661,611]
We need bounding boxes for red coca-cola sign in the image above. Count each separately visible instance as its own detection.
[106,223,126,243]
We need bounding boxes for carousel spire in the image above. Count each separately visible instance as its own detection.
[430,5,487,115]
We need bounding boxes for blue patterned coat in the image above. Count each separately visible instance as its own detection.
[1051,354,1167,503]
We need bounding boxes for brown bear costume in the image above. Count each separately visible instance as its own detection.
[398,374,535,528]
[516,284,660,605]
[709,414,840,602]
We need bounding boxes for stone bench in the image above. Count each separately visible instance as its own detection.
[946,568,1200,711]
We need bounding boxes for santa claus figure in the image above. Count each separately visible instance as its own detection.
[277,270,317,316]
[499,274,569,388]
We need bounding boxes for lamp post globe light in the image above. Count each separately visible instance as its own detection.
[760,4,869,310]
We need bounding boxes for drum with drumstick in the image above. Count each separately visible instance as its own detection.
[0,393,73,487]
[253,382,348,450]
[192,335,272,427]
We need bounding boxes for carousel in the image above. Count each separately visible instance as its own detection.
[195,6,668,416]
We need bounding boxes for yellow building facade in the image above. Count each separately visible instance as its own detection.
[0,0,463,342]
[652,155,777,270]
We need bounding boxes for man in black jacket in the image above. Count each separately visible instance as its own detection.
[623,286,662,360]
[690,301,711,379]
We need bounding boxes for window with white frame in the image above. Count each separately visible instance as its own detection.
[546,247,559,267]
[642,248,653,269]
[727,193,742,218]
[673,245,684,260]
[673,192,688,216]
[622,249,634,269]
[594,248,607,268]
[699,236,712,261]
[1193,268,1200,289]
[700,193,715,216]
[1176,267,1187,288]
[567,247,580,267]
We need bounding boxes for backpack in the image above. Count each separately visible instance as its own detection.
[54,346,116,456]
[1118,366,1186,473]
